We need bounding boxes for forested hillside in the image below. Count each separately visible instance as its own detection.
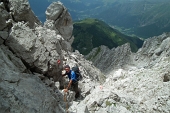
[72,19,143,55]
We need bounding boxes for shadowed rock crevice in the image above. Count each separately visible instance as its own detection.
[2,0,10,12]
[163,72,170,82]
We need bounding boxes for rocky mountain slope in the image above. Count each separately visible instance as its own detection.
[81,32,170,113]
[0,0,170,113]
[0,0,104,112]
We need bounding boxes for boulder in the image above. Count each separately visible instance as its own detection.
[44,1,74,43]
[5,22,64,79]
[8,0,41,28]
[0,68,64,113]
[0,31,8,40]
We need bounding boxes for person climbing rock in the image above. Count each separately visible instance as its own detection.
[62,65,80,99]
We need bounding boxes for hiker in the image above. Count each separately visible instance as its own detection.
[62,65,80,98]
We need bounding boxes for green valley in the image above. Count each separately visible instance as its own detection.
[72,18,143,55]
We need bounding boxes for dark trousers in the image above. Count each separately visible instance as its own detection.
[71,82,79,93]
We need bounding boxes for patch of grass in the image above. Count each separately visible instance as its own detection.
[113,103,116,107]
[93,47,101,58]
[99,73,106,84]
[105,100,112,106]
[105,100,116,107]
[138,78,141,81]
[134,88,136,91]
[126,105,131,110]
[86,54,93,61]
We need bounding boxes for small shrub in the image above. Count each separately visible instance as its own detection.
[105,100,112,106]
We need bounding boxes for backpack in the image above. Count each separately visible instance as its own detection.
[72,66,82,81]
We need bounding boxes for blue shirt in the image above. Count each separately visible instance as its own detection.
[67,70,77,81]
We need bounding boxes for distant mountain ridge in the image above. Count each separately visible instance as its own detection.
[29,0,170,38]
[72,18,143,55]
[95,1,170,38]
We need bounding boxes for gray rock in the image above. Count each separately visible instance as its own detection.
[0,2,10,30]
[79,33,170,113]
[0,45,26,72]
[0,46,20,72]
[46,1,64,20]
[0,31,8,40]
[85,43,132,73]
[0,37,4,45]
[5,22,65,80]
[8,0,41,28]
[0,68,64,113]
[45,1,73,41]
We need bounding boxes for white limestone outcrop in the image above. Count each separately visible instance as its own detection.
[85,43,132,74]
[3,1,74,81]
[9,0,41,28]
[80,33,170,113]
[44,1,74,48]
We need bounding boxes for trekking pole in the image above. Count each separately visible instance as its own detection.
[64,85,69,113]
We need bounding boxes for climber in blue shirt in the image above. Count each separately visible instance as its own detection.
[67,70,77,82]
[62,65,80,98]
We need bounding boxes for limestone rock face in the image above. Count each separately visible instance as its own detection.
[85,43,132,74]
[0,0,103,112]
[46,1,64,20]
[5,22,64,79]
[0,45,26,72]
[44,1,74,47]
[134,33,170,68]
[80,33,170,113]
[0,0,76,112]
[0,68,65,113]
[3,0,74,81]
[9,0,41,28]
